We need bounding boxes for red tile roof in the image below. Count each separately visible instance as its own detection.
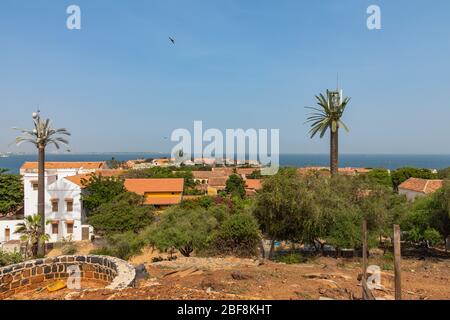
[245,179,262,190]
[64,170,124,187]
[21,162,105,170]
[208,176,229,188]
[124,178,184,194]
[192,171,213,179]
[398,178,444,194]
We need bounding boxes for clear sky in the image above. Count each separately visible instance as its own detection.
[1,0,450,154]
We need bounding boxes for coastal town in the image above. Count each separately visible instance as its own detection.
[0,0,449,308]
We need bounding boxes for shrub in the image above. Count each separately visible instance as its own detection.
[90,232,146,260]
[225,174,246,198]
[88,192,154,235]
[144,206,219,257]
[0,250,24,267]
[211,213,261,257]
[275,253,307,264]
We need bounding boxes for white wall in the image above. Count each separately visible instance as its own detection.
[0,220,23,244]
[398,188,425,201]
[22,170,87,242]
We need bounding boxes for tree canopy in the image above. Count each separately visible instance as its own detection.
[81,174,125,212]
[225,174,246,198]
[0,168,23,215]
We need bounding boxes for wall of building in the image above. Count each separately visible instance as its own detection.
[0,220,23,244]
[398,188,425,201]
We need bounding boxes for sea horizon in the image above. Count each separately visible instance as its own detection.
[1,153,450,174]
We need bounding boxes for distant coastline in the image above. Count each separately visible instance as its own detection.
[1,153,450,174]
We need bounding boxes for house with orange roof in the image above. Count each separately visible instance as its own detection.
[1,162,107,244]
[398,178,444,201]
[124,178,184,208]
[245,179,263,196]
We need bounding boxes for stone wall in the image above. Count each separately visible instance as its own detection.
[0,255,136,300]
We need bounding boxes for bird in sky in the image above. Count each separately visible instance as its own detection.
[169,36,175,44]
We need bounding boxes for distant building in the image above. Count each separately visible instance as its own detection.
[245,179,263,196]
[398,178,444,201]
[124,178,184,209]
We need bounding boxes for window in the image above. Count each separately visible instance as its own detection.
[66,223,74,234]
[51,199,59,212]
[66,199,73,212]
[52,223,59,235]
[31,181,38,191]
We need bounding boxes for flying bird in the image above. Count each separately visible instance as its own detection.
[169,36,175,44]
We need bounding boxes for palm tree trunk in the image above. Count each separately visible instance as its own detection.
[330,127,339,176]
[37,145,46,256]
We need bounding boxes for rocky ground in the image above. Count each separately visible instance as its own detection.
[7,252,450,300]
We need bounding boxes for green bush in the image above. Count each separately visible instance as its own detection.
[211,213,261,257]
[275,253,307,264]
[144,206,219,257]
[0,250,24,267]
[90,232,146,260]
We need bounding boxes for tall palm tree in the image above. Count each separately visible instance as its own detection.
[306,90,350,176]
[15,214,50,258]
[15,111,70,256]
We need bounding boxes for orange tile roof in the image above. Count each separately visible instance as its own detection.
[237,168,259,175]
[64,170,124,187]
[208,176,228,188]
[245,179,262,190]
[192,171,213,179]
[124,178,184,194]
[144,196,182,206]
[398,178,444,194]
[21,162,105,170]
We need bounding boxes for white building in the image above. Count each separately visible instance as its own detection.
[0,162,103,245]
[398,177,444,201]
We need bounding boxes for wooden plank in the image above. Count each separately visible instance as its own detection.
[362,220,368,300]
[393,224,402,300]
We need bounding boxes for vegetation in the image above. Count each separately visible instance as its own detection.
[0,168,23,215]
[391,167,437,190]
[88,192,154,235]
[275,253,308,264]
[306,90,351,176]
[367,168,392,188]
[0,250,24,267]
[225,174,246,198]
[14,111,70,256]
[144,206,220,257]
[401,181,450,246]
[91,232,146,260]
[15,214,50,258]
[437,167,450,179]
[106,157,125,169]
[210,213,261,257]
[81,174,125,212]
[254,168,409,255]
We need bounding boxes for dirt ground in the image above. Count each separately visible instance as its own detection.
[7,250,450,300]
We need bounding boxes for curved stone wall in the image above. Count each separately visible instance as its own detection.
[0,255,136,300]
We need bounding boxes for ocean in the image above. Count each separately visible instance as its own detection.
[1,153,450,174]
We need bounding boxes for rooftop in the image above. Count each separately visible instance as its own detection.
[124,178,184,194]
[398,178,444,194]
[20,162,105,171]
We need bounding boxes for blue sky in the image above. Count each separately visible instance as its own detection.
[1,0,450,154]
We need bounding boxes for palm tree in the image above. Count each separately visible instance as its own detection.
[15,214,50,258]
[15,111,70,256]
[306,90,350,176]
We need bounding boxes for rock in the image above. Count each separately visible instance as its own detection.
[134,264,149,281]
[231,271,253,280]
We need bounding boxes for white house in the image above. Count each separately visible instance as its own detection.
[1,162,103,245]
[398,177,444,201]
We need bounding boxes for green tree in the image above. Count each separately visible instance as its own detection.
[306,90,351,176]
[367,168,392,188]
[225,174,246,198]
[391,167,437,190]
[0,169,23,215]
[145,206,219,257]
[88,192,153,235]
[211,213,261,257]
[437,167,450,179]
[15,214,50,258]
[81,174,125,212]
[15,111,70,256]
